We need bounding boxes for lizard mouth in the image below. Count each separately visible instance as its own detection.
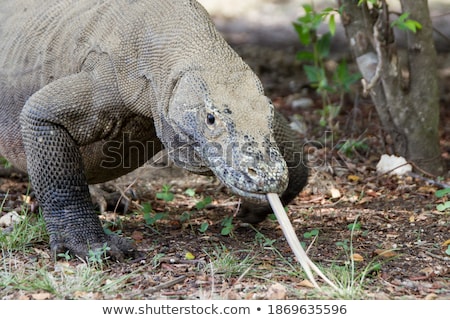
[227,184,269,203]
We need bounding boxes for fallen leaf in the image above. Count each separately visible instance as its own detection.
[33,248,51,259]
[374,249,397,258]
[417,186,437,194]
[347,175,361,182]
[352,253,364,262]
[298,279,315,288]
[442,239,450,247]
[185,251,195,260]
[419,267,434,276]
[409,215,415,223]
[425,293,438,300]
[131,230,144,241]
[265,283,287,300]
[358,196,372,204]
[31,292,52,300]
[329,188,341,199]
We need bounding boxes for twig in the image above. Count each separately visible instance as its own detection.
[407,172,450,189]
[361,10,385,95]
[141,275,187,296]
[424,251,450,262]
[113,178,138,214]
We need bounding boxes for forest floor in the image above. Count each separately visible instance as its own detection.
[1,1,450,300]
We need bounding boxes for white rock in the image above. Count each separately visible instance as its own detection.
[376,154,412,176]
[0,211,23,227]
[291,97,314,109]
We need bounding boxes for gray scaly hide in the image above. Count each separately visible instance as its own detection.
[0,0,308,259]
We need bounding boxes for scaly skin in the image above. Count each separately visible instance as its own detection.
[0,0,308,259]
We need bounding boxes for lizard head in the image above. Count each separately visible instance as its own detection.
[166,69,288,203]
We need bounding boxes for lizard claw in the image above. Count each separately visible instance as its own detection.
[50,233,137,262]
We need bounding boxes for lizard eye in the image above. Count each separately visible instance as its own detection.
[206,113,215,125]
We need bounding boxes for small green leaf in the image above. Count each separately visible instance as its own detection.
[317,32,331,59]
[446,245,450,256]
[296,51,314,61]
[195,196,212,210]
[304,229,320,239]
[437,202,450,212]
[199,222,209,233]
[221,225,233,236]
[293,23,312,46]
[403,20,422,32]
[303,65,325,84]
[185,188,196,197]
[391,12,422,33]
[348,222,362,231]
[435,188,450,198]
[142,202,153,214]
[336,240,349,250]
[329,14,336,36]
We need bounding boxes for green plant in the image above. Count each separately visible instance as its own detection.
[136,202,167,228]
[303,228,319,239]
[357,1,422,34]
[338,139,369,157]
[204,244,255,278]
[195,196,212,210]
[87,243,111,265]
[0,156,11,168]
[220,216,234,236]
[198,222,209,233]
[347,222,362,231]
[435,188,450,212]
[57,250,72,261]
[391,12,422,32]
[293,4,360,129]
[0,210,47,252]
[254,229,276,248]
[184,188,196,197]
[156,184,174,202]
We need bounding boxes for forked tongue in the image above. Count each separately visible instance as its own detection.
[266,193,339,291]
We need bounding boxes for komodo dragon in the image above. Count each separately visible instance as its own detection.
[0,0,308,260]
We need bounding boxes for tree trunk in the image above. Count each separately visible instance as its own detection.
[339,0,445,176]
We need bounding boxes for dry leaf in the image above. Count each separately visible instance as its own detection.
[419,267,434,276]
[425,293,438,300]
[329,188,341,199]
[131,230,144,241]
[374,249,397,258]
[298,279,315,288]
[417,186,437,194]
[352,253,364,262]
[33,248,51,259]
[185,251,195,260]
[347,175,360,182]
[266,283,287,300]
[31,292,52,300]
[441,239,450,247]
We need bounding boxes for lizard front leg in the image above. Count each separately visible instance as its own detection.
[20,71,135,260]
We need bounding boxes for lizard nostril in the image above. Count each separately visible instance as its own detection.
[247,167,258,178]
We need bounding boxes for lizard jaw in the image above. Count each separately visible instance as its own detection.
[227,185,269,203]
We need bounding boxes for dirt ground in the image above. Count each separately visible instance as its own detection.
[1,1,449,300]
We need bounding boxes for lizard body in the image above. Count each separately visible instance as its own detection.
[0,0,308,259]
